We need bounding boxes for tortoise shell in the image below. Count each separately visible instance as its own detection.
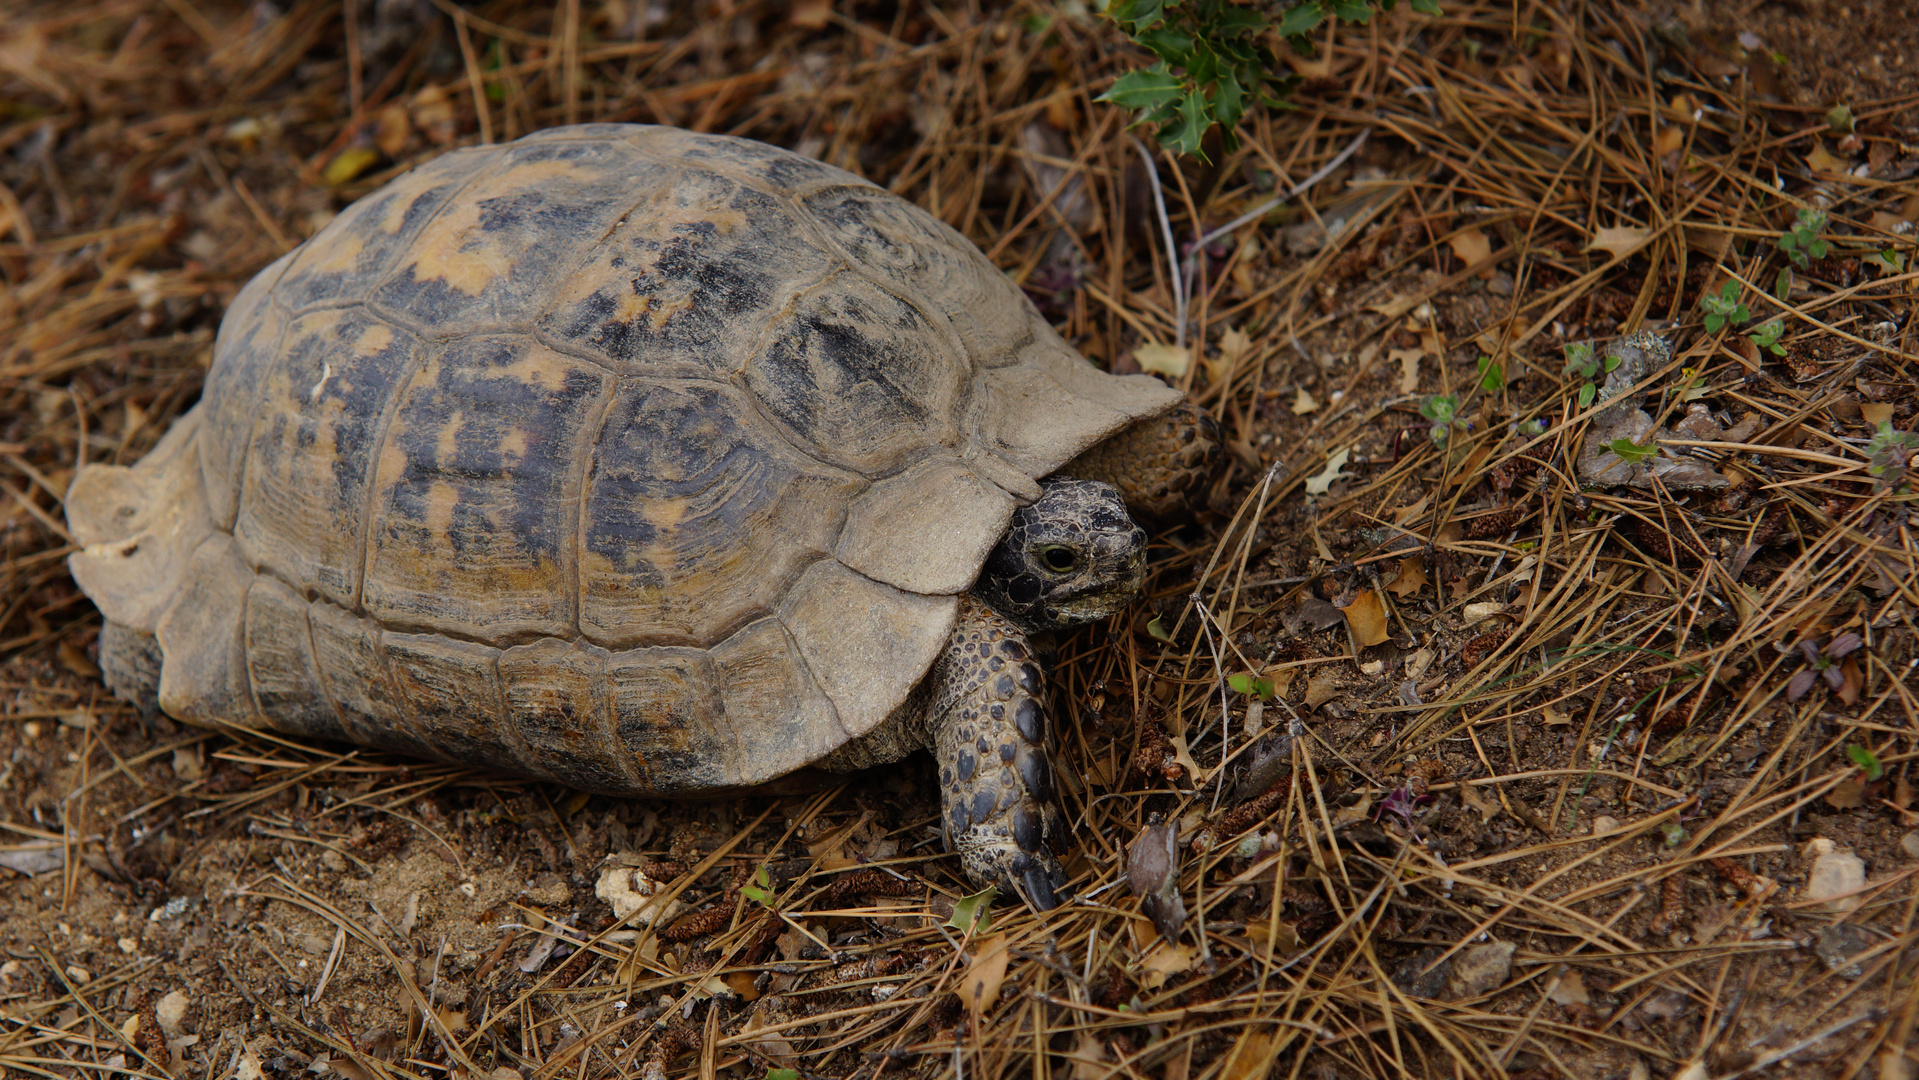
[67,124,1178,794]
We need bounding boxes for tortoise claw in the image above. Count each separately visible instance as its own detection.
[1021,865,1061,911]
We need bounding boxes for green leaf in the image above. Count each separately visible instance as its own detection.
[1228,672,1255,695]
[766,1070,802,1080]
[947,886,996,934]
[1608,437,1655,463]
[1275,1,1328,37]
[1099,67,1185,109]
[1845,743,1883,781]
[1410,0,1442,12]
[1331,0,1376,21]
[1146,615,1173,642]
[1578,382,1596,409]
[1135,27,1197,65]
[1161,88,1213,159]
[1826,103,1854,132]
[1477,356,1504,391]
[740,864,773,905]
[1774,267,1792,299]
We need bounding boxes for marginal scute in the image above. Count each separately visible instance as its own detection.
[834,457,1016,595]
[308,601,432,758]
[154,535,255,728]
[384,631,527,774]
[578,379,860,649]
[605,645,733,791]
[778,559,956,739]
[500,638,634,791]
[966,361,1180,479]
[362,336,612,642]
[244,576,350,743]
[234,308,421,608]
[709,616,841,785]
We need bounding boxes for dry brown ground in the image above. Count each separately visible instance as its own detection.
[1,2,1916,1080]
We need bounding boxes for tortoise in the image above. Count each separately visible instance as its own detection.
[65,124,1218,909]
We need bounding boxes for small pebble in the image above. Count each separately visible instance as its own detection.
[1807,849,1866,912]
[1446,941,1515,999]
[1590,816,1619,835]
[1900,831,1919,861]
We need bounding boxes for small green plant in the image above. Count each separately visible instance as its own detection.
[1419,393,1468,444]
[1658,821,1688,848]
[765,1071,801,1080]
[1476,355,1505,392]
[1747,319,1787,357]
[740,864,774,906]
[1777,207,1830,268]
[1563,341,1620,409]
[1845,743,1884,781]
[1699,280,1751,334]
[1864,247,1908,276]
[1227,671,1276,699]
[1866,420,1919,493]
[1146,614,1173,642]
[1100,0,1438,160]
[1826,103,1854,132]
[1608,437,1656,464]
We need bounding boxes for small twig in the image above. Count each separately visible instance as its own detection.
[1131,137,1186,349]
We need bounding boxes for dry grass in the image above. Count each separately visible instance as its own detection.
[1,2,1916,1079]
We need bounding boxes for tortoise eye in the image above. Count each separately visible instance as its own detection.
[1039,546,1078,573]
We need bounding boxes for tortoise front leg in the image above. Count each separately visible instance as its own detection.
[931,596,1068,910]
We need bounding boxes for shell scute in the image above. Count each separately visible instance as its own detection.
[372,138,667,330]
[362,336,612,642]
[606,645,732,791]
[744,272,964,477]
[274,147,489,312]
[538,166,837,376]
[499,638,638,792]
[578,379,861,649]
[800,184,1036,368]
[234,307,421,608]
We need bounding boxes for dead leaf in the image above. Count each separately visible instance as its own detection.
[1126,819,1187,943]
[1304,670,1341,709]
[1067,1034,1109,1080]
[1861,402,1895,426]
[1587,226,1651,261]
[409,84,455,146]
[1220,1027,1279,1080]
[789,0,832,29]
[1167,734,1204,781]
[1337,590,1390,647]
[1448,227,1493,269]
[1303,446,1354,496]
[1392,347,1422,393]
[958,934,1008,1017]
[1387,556,1427,597]
[1458,785,1498,822]
[1138,939,1198,989]
[1540,704,1570,726]
[1242,918,1301,954]
[1826,780,1866,810]
[1290,388,1318,415]
[1806,141,1845,173]
[322,146,381,187]
[1652,125,1684,156]
[373,104,411,158]
[1135,342,1191,378]
[1838,657,1862,706]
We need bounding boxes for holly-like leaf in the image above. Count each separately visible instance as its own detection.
[1100,67,1184,110]
[1275,1,1328,36]
[947,886,996,934]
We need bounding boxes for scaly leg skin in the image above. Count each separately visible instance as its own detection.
[931,596,1067,910]
[1062,399,1221,520]
[99,620,162,717]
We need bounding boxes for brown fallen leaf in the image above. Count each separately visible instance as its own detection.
[1386,556,1426,597]
[1392,347,1423,393]
[1137,939,1198,989]
[1805,141,1845,173]
[1135,342,1191,378]
[1587,225,1651,261]
[1304,670,1341,710]
[1220,1028,1279,1080]
[1127,818,1188,943]
[958,934,1008,1017]
[1448,227,1492,269]
[1338,589,1390,647]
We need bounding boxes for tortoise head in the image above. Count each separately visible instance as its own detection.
[972,477,1146,633]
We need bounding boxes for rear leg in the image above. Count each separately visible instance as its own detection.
[99,620,162,717]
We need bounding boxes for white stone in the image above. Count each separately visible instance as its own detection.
[595,865,684,927]
[1590,816,1619,835]
[1806,850,1866,912]
[1900,831,1919,861]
